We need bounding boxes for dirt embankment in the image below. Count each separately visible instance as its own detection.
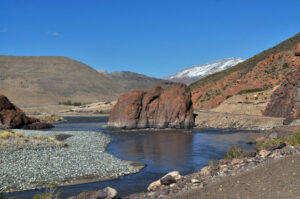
[167,155,300,199]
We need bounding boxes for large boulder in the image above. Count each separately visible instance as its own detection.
[295,42,300,56]
[108,83,194,129]
[0,94,53,129]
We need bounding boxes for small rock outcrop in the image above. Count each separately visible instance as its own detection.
[0,94,53,129]
[68,186,117,199]
[108,83,194,129]
[295,42,300,56]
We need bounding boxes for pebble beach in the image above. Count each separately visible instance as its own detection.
[0,130,139,193]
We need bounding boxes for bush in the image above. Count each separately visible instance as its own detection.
[282,63,289,69]
[224,146,244,159]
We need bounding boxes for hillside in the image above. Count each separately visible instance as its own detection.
[164,58,244,85]
[190,33,300,91]
[102,70,172,92]
[190,33,300,110]
[0,56,124,106]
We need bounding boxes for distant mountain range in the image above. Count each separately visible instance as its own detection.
[164,58,245,85]
[0,56,171,106]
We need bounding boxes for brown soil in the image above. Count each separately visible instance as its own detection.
[166,155,300,199]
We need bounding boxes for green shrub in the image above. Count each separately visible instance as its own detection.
[224,146,244,159]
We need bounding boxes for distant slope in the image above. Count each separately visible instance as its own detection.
[99,70,172,92]
[190,33,300,91]
[0,56,123,106]
[164,58,244,85]
[189,33,300,109]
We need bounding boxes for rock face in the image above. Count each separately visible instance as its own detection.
[263,69,300,123]
[108,83,194,129]
[295,42,300,56]
[0,94,53,129]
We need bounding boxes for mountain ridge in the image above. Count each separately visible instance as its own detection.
[164,58,245,85]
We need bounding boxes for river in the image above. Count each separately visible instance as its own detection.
[7,116,259,198]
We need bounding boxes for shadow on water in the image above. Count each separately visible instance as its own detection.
[6,116,260,199]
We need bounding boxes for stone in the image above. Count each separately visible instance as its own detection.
[232,158,244,164]
[108,83,194,129]
[160,175,176,185]
[266,143,287,151]
[147,171,182,191]
[147,180,161,191]
[242,149,257,158]
[295,42,300,56]
[68,186,117,199]
[162,171,182,181]
[200,166,211,176]
[191,179,200,184]
[258,150,271,158]
[0,94,52,129]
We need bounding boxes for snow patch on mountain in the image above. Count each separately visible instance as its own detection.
[164,58,245,85]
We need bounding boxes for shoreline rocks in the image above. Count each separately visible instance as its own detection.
[108,83,194,129]
[0,94,53,130]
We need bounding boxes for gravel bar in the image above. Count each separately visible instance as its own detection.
[0,130,139,192]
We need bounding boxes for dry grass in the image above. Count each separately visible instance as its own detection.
[0,130,67,149]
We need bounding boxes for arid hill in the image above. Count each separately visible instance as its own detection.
[100,70,172,92]
[0,56,170,106]
[190,33,300,113]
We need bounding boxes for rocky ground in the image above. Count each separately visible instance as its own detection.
[0,130,139,193]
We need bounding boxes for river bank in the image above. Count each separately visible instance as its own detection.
[0,130,139,193]
[123,126,300,199]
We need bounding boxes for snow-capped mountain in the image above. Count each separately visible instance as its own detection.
[164,58,245,85]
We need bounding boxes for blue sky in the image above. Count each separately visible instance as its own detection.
[0,0,299,78]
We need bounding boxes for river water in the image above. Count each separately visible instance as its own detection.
[7,116,259,198]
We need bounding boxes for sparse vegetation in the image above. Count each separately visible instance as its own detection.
[33,183,62,199]
[0,130,67,149]
[238,88,266,95]
[224,146,245,159]
[58,100,83,106]
[256,130,300,149]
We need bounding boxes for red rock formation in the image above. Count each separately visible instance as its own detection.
[0,94,53,129]
[263,69,300,124]
[108,83,194,129]
[263,44,300,123]
[295,43,300,56]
